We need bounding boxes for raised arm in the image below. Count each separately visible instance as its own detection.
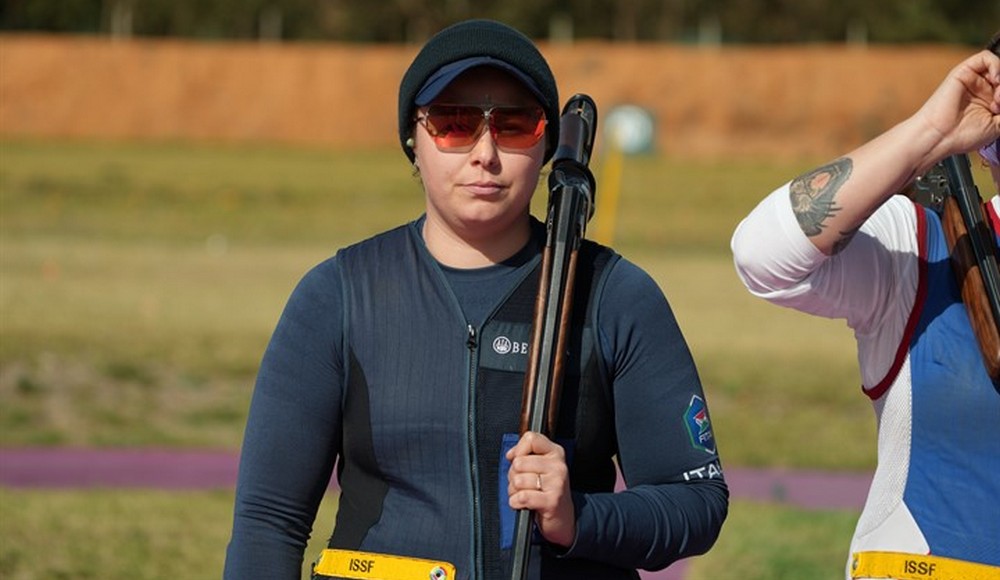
[794,50,1000,256]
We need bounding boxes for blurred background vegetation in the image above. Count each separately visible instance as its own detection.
[2,0,997,45]
[0,138,877,580]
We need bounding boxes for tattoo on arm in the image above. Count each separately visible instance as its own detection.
[789,157,853,238]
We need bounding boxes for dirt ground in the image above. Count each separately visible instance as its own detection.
[0,34,971,159]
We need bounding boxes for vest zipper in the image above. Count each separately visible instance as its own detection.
[467,324,478,349]
[466,323,484,579]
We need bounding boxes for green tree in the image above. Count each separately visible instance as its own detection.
[1,0,996,45]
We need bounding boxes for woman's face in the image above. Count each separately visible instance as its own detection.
[411,66,547,243]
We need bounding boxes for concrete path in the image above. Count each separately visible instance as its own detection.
[0,448,872,580]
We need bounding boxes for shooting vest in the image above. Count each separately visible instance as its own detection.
[852,205,1000,573]
[906,207,1000,565]
[327,220,637,580]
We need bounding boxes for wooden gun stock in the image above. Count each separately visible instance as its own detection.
[912,154,1000,382]
[941,195,1000,380]
[519,252,550,435]
[518,248,579,436]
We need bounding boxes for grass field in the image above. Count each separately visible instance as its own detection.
[0,487,858,580]
[0,138,879,465]
[5,137,972,578]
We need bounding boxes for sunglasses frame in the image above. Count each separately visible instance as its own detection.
[414,103,547,152]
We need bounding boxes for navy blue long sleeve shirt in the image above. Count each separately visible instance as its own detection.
[224,219,727,579]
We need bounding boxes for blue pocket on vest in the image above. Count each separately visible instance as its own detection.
[499,432,521,550]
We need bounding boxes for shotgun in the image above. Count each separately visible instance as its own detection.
[509,94,598,580]
[909,153,1000,382]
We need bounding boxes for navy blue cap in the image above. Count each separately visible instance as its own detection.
[414,56,549,107]
[398,19,560,163]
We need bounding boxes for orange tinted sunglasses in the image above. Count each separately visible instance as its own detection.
[415,104,546,151]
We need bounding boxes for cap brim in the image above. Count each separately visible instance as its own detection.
[414,56,548,107]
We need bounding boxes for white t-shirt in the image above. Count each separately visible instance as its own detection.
[731,185,1000,578]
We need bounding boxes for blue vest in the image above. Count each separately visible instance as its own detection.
[327,221,633,579]
[906,207,1000,564]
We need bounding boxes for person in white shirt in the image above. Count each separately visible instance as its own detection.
[731,37,1000,580]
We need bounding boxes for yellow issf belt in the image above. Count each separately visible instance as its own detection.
[312,548,456,580]
[851,551,1000,580]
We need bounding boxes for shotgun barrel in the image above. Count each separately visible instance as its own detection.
[510,94,598,580]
